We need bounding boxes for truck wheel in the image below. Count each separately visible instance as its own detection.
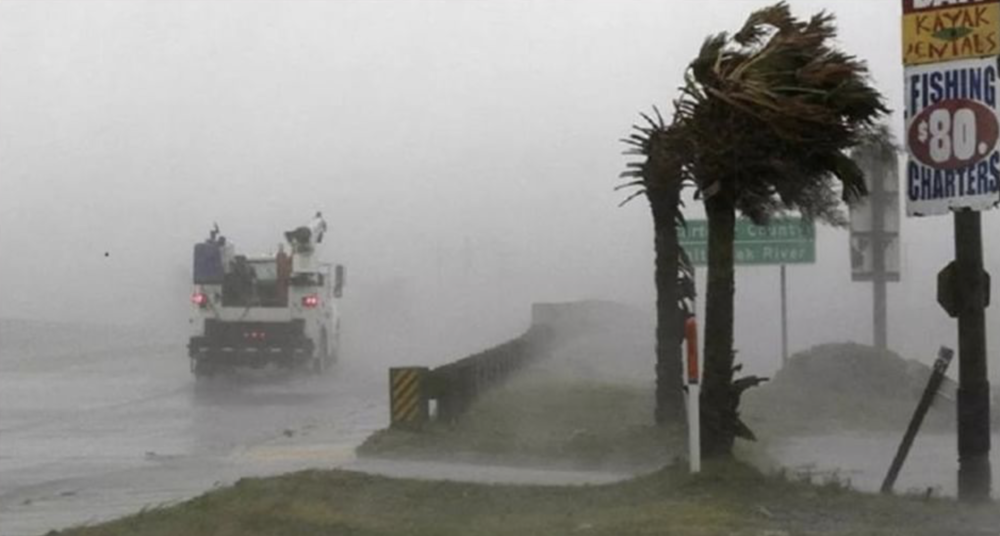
[192,359,214,379]
[310,355,325,375]
[329,322,341,365]
[313,330,330,374]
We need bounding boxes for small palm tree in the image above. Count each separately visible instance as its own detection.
[670,2,888,456]
[620,109,696,426]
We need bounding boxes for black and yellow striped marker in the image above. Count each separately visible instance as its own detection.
[389,367,428,427]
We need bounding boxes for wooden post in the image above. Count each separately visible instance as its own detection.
[881,347,954,494]
[954,210,992,502]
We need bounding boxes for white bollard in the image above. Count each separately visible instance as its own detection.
[688,383,701,473]
[684,316,701,474]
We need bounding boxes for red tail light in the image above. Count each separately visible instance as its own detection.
[302,294,320,308]
[191,292,208,307]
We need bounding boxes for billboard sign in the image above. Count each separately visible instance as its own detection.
[850,162,902,282]
[903,0,1000,65]
[850,235,902,282]
[678,218,815,266]
[905,56,1000,215]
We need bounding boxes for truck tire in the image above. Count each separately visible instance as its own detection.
[311,330,329,375]
[192,358,214,379]
[310,355,325,375]
[329,321,341,365]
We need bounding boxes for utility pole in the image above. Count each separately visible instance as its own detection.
[954,210,992,501]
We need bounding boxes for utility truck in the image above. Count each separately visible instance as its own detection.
[187,214,344,377]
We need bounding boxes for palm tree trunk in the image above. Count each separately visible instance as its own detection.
[650,188,685,426]
[702,193,737,457]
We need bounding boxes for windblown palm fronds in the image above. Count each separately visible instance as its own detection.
[678,1,888,223]
[618,107,693,216]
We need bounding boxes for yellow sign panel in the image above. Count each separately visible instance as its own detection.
[903,3,1000,65]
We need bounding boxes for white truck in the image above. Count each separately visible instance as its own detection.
[187,215,344,377]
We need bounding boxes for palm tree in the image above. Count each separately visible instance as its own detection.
[670,3,888,456]
[620,109,696,426]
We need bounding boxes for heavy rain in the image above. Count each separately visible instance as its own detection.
[1,1,998,535]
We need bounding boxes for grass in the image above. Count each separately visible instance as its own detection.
[56,462,1000,536]
[359,371,684,470]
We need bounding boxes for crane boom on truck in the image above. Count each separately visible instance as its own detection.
[187,213,345,378]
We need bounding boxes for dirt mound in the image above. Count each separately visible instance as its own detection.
[743,343,957,435]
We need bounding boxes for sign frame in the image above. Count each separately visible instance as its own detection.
[677,218,816,266]
[903,0,1000,66]
[904,56,1000,216]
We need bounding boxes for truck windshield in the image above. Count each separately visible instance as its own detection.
[290,273,324,287]
[221,260,286,307]
[249,260,278,280]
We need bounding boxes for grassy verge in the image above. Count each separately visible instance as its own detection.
[359,370,683,470]
[59,462,999,536]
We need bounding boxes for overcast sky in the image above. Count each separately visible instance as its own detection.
[1,0,997,376]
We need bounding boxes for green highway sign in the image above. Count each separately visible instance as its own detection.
[678,218,815,266]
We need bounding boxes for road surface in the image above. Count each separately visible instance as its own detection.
[0,323,386,536]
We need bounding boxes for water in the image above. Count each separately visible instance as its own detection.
[771,431,1000,498]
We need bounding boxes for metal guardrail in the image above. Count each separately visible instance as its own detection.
[386,301,630,429]
[388,325,554,429]
[429,326,554,423]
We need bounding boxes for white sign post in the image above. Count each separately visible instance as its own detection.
[684,317,701,474]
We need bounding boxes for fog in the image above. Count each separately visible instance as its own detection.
[1,0,997,377]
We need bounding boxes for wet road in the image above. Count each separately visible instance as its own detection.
[0,331,386,536]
